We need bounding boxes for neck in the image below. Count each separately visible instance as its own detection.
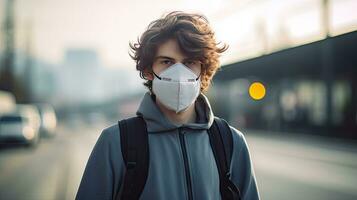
[155,97,197,125]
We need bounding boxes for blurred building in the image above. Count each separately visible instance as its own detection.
[54,48,142,107]
[55,49,103,105]
[210,0,357,138]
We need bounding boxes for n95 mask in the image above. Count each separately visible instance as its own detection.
[152,63,201,113]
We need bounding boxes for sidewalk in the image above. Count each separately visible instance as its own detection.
[244,129,357,200]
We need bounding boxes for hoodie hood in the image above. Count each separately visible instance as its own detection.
[136,92,214,133]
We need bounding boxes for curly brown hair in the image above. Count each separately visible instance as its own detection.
[129,11,228,93]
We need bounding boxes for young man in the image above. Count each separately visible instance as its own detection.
[76,11,259,200]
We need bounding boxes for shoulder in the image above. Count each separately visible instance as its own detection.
[98,116,145,146]
[228,125,249,156]
[228,125,246,145]
[100,123,119,139]
[94,123,121,151]
[101,123,120,137]
[89,123,125,167]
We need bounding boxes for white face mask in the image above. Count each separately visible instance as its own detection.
[152,63,201,113]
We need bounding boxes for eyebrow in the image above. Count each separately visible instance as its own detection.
[154,55,195,62]
[154,56,175,61]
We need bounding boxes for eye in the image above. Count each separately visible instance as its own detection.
[184,60,200,67]
[185,61,194,65]
[160,59,173,65]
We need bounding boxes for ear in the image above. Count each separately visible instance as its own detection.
[143,69,154,81]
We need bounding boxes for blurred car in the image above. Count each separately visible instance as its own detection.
[0,90,16,114]
[36,104,57,138]
[0,105,41,147]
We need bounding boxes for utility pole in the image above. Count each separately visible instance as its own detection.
[321,0,333,134]
[0,0,16,93]
[23,20,33,103]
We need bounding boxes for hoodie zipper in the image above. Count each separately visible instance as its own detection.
[178,127,193,200]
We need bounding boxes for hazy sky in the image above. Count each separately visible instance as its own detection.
[4,0,228,68]
[1,0,356,68]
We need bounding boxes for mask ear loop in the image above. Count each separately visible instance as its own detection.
[195,61,203,81]
[152,71,162,80]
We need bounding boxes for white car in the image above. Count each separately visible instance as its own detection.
[0,105,41,147]
[0,90,16,114]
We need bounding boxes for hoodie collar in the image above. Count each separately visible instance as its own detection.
[136,92,214,133]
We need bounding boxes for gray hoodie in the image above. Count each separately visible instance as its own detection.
[76,92,259,200]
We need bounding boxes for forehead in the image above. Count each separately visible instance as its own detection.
[155,39,188,60]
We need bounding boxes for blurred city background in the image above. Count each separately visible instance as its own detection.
[0,0,356,199]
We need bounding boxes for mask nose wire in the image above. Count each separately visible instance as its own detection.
[151,64,201,81]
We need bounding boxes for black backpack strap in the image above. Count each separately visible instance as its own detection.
[117,116,149,200]
[208,117,241,200]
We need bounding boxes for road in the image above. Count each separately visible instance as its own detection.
[0,123,356,200]
[0,123,102,200]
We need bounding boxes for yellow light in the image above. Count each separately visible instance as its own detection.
[249,82,266,100]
